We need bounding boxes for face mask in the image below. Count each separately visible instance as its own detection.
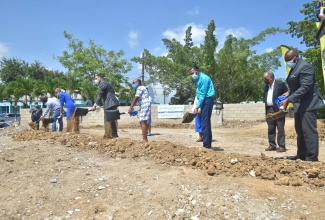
[93,79,99,85]
[56,93,60,97]
[286,59,296,69]
[132,83,138,89]
[264,79,270,85]
[192,73,198,80]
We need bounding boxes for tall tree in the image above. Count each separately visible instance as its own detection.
[287,1,324,93]
[202,20,218,78]
[132,25,203,104]
[132,21,284,104]
[57,31,132,93]
[4,81,27,113]
[0,58,28,83]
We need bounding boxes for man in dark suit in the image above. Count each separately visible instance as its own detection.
[263,71,288,152]
[91,74,119,139]
[281,49,325,161]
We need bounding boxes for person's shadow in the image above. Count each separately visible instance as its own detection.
[210,146,224,151]
[148,133,160,136]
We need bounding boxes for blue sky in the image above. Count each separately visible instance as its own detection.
[0,0,308,103]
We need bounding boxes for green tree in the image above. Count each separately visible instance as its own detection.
[132,25,203,104]
[57,31,132,94]
[41,76,62,97]
[3,78,40,107]
[79,79,98,104]
[202,20,218,77]
[0,58,28,83]
[26,61,49,80]
[287,1,324,93]
[4,81,27,113]
[132,20,284,104]
[0,84,8,102]
[216,30,283,103]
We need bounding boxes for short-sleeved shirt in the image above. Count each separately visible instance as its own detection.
[135,86,151,121]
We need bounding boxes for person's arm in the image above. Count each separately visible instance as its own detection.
[92,83,106,110]
[42,103,51,117]
[59,94,65,115]
[128,96,140,113]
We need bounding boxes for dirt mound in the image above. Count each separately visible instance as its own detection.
[117,122,194,129]
[13,130,325,187]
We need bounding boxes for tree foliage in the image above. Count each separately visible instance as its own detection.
[0,58,28,83]
[287,1,324,93]
[57,31,133,93]
[132,21,284,104]
[0,57,67,107]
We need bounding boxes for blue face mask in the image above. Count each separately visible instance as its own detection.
[191,73,198,80]
[132,83,138,89]
[286,58,296,69]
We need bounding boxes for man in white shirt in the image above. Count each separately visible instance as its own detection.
[263,71,288,152]
[40,96,63,132]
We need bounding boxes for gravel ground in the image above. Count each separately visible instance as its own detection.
[0,118,324,219]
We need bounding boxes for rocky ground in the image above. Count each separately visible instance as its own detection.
[0,118,325,219]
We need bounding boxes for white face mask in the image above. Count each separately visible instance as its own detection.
[286,57,297,68]
[93,79,99,85]
[191,73,198,80]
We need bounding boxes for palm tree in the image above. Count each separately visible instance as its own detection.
[10,78,36,107]
[5,81,26,113]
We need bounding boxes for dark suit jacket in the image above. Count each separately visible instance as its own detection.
[95,80,119,110]
[286,59,324,113]
[264,79,288,114]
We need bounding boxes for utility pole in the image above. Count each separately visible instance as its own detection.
[141,51,144,83]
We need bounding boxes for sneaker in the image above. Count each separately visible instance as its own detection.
[147,132,151,136]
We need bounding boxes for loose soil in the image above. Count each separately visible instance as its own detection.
[0,118,325,219]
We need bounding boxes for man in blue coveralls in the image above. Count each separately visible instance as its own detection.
[189,66,215,148]
[55,88,76,132]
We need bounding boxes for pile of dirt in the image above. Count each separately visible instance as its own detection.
[13,130,325,187]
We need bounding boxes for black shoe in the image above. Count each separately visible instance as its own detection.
[286,155,305,161]
[305,157,319,162]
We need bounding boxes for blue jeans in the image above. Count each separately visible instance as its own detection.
[52,109,63,132]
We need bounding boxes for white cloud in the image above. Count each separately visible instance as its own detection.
[224,27,251,39]
[0,42,10,57]
[215,26,252,50]
[163,23,206,45]
[128,31,139,49]
[264,47,274,53]
[187,7,200,16]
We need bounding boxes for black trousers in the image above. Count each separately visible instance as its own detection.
[294,109,319,161]
[104,111,118,138]
[266,107,286,149]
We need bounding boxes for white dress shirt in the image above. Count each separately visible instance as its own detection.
[266,81,275,107]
